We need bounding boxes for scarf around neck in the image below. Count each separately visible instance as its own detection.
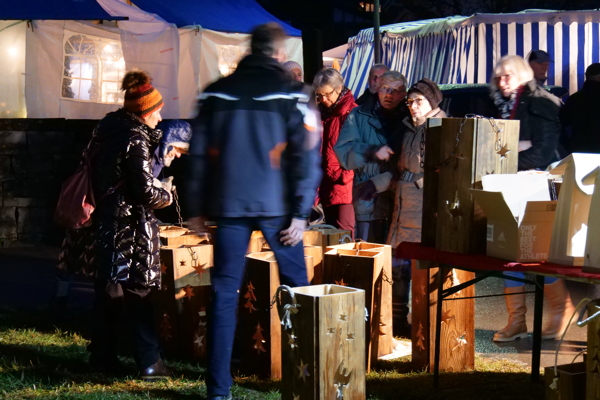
[492,90,517,119]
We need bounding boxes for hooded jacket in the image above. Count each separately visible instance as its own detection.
[187,54,321,220]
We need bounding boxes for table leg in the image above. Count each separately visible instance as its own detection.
[531,275,544,381]
[433,264,445,389]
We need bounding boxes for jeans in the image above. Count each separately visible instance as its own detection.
[207,216,309,397]
[503,271,557,287]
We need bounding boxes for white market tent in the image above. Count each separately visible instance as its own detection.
[341,9,600,97]
[0,0,303,119]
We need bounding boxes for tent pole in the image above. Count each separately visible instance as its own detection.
[374,0,381,64]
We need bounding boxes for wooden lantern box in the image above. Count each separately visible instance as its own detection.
[411,262,475,372]
[323,242,393,369]
[280,284,366,400]
[303,227,352,252]
[548,153,600,266]
[237,251,314,379]
[158,225,208,246]
[544,362,587,400]
[584,166,600,272]
[156,244,213,361]
[422,117,519,254]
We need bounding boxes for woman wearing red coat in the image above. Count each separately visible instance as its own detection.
[313,68,357,236]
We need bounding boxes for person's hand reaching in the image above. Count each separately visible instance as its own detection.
[375,145,394,161]
[280,218,307,246]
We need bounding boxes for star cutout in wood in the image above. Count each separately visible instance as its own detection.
[334,279,348,286]
[346,333,355,340]
[327,327,336,335]
[160,263,168,274]
[441,309,454,324]
[297,359,310,382]
[198,307,206,317]
[194,334,205,348]
[288,333,298,349]
[198,320,207,327]
[184,286,195,299]
[179,260,186,266]
[339,314,348,322]
[496,144,511,159]
[293,394,300,400]
[193,263,208,276]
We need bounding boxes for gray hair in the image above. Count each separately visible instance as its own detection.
[370,63,390,75]
[378,71,407,90]
[490,55,534,92]
[313,68,345,91]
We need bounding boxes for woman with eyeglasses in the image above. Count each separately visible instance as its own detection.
[489,55,574,343]
[312,68,358,235]
[335,70,408,244]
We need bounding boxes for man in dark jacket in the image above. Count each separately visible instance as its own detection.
[561,63,600,154]
[355,64,390,105]
[186,23,321,400]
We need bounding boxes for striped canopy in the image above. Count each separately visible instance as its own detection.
[341,10,600,97]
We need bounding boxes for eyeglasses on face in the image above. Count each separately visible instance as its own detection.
[406,97,427,107]
[379,86,405,96]
[315,88,337,100]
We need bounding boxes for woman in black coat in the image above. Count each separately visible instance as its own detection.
[80,70,172,379]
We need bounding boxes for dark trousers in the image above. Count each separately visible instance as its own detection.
[89,281,161,371]
[207,216,309,397]
[355,219,389,243]
[324,204,355,238]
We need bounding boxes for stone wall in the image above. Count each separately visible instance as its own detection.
[0,119,97,247]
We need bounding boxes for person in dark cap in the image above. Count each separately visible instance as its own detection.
[560,62,600,153]
[528,49,553,85]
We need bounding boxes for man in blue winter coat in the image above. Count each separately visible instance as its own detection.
[185,22,321,400]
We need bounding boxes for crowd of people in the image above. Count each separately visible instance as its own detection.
[56,21,600,400]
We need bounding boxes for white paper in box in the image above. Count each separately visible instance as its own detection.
[471,174,557,262]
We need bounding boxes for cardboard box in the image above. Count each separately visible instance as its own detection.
[471,174,557,262]
[548,153,600,266]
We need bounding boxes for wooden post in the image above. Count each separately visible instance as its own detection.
[586,300,600,400]
[280,284,366,400]
[411,260,475,372]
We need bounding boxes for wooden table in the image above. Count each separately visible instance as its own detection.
[396,241,600,387]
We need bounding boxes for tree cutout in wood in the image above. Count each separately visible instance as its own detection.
[159,313,173,341]
[334,361,352,399]
[198,307,207,326]
[184,286,195,300]
[243,281,257,313]
[446,192,463,217]
[297,359,310,382]
[441,309,455,324]
[414,283,426,307]
[252,323,267,353]
[334,279,348,286]
[415,323,426,351]
[194,334,205,348]
[497,144,511,159]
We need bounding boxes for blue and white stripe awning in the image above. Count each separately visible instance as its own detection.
[341,10,600,97]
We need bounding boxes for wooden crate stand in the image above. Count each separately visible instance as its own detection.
[411,260,475,372]
[322,243,393,369]
[422,117,519,254]
[280,284,366,400]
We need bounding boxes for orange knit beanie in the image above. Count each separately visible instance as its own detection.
[122,69,163,118]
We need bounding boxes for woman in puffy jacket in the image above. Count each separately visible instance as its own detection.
[85,70,173,379]
[313,68,357,235]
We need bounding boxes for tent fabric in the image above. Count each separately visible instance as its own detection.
[0,21,26,118]
[130,0,301,36]
[341,10,600,97]
[0,0,126,21]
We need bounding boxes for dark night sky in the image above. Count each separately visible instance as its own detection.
[257,0,600,50]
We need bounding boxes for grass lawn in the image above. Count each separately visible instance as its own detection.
[0,307,545,400]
